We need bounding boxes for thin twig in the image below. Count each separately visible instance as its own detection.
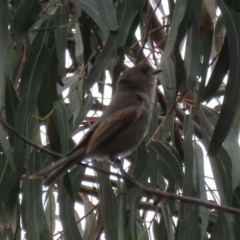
[2,117,240,215]
[0,117,63,159]
[79,163,240,216]
[136,0,162,63]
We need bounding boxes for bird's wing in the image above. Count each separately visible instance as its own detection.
[86,106,140,154]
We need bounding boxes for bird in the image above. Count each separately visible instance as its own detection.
[31,63,162,185]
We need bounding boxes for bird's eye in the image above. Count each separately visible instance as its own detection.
[141,67,149,74]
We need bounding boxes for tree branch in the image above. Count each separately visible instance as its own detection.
[2,116,240,215]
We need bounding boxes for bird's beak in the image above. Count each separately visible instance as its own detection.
[153,69,162,75]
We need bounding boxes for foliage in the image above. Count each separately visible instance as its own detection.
[0,0,240,239]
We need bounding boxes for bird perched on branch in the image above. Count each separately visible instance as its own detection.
[31,63,162,185]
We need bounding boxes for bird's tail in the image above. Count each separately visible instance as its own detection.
[30,148,85,185]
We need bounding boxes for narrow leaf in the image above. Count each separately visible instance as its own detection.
[210,213,234,240]
[84,0,138,89]
[147,141,183,185]
[14,19,54,172]
[160,0,188,64]
[22,151,45,240]
[53,4,69,76]
[208,0,240,156]
[159,57,176,140]
[11,0,42,35]
[95,0,118,31]
[94,161,118,240]
[203,38,229,102]
[161,200,174,240]
[0,0,8,109]
[52,101,70,155]
[0,126,14,172]
[58,182,83,240]
[183,114,195,196]
[81,0,108,39]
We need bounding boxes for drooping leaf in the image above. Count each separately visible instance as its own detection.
[210,212,234,240]
[53,4,69,77]
[11,0,42,36]
[208,0,240,156]
[0,0,8,109]
[52,101,70,155]
[58,180,83,240]
[161,200,174,240]
[22,150,46,240]
[0,126,14,172]
[203,37,229,102]
[159,57,176,140]
[4,77,20,144]
[95,0,118,31]
[193,143,209,237]
[147,141,183,185]
[199,107,233,205]
[84,0,139,89]
[177,205,202,240]
[183,114,195,196]
[94,161,118,240]
[80,0,108,39]
[44,189,56,234]
[160,0,188,64]
[202,106,240,188]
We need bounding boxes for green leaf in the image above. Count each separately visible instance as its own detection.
[232,187,240,239]
[94,161,118,240]
[201,106,239,189]
[11,0,42,36]
[0,126,15,172]
[147,141,183,185]
[52,101,70,155]
[53,4,69,76]
[82,196,96,240]
[195,20,213,108]
[81,0,108,39]
[84,0,138,89]
[210,213,234,240]
[0,153,16,229]
[127,142,148,180]
[5,77,20,144]
[44,190,56,234]
[214,15,225,51]
[69,166,85,200]
[194,143,209,237]
[74,23,83,64]
[185,15,201,90]
[199,107,233,205]
[14,19,54,172]
[208,0,240,156]
[209,148,232,205]
[58,182,83,240]
[22,150,45,240]
[177,205,201,240]
[161,200,174,240]
[116,181,126,240]
[160,0,188,64]
[0,0,8,109]
[74,0,81,18]
[126,187,143,240]
[183,114,195,196]
[159,57,176,140]
[37,45,59,118]
[95,0,118,31]
[203,37,229,102]
[153,218,168,240]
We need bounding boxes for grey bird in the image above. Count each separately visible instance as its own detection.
[31,63,161,185]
